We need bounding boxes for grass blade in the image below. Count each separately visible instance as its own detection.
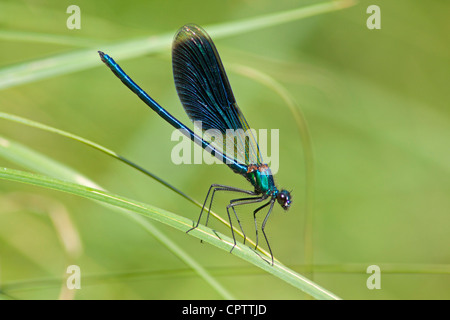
[0,135,235,299]
[0,30,100,47]
[0,0,357,90]
[0,167,341,300]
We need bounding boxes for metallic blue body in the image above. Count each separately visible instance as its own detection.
[99,24,291,265]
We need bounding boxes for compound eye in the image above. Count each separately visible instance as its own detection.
[277,190,291,210]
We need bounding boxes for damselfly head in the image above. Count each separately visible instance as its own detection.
[277,189,291,210]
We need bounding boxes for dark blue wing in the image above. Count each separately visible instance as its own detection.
[172,24,262,166]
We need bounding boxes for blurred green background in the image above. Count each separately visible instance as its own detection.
[0,0,449,299]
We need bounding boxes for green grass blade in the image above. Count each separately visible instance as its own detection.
[206,0,357,38]
[0,137,235,299]
[0,111,192,202]
[0,167,341,300]
[0,135,89,185]
[0,30,100,47]
[0,0,357,90]
[0,136,234,300]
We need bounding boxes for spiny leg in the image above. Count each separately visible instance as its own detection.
[252,200,272,251]
[226,196,266,250]
[186,184,216,233]
[186,184,256,235]
[261,200,276,265]
[204,186,255,229]
[207,190,261,252]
